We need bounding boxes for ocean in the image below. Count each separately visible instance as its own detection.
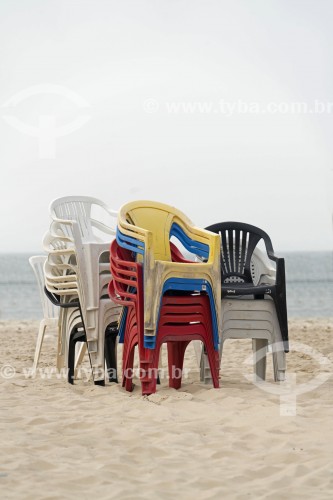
[0,252,332,319]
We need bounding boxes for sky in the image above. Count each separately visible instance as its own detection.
[0,0,332,252]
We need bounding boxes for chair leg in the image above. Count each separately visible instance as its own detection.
[193,340,203,367]
[68,329,86,384]
[56,310,66,372]
[203,343,220,388]
[253,338,268,381]
[157,346,163,385]
[271,342,286,382]
[140,348,159,396]
[167,341,190,390]
[74,340,87,379]
[200,343,213,384]
[271,291,289,353]
[32,320,47,374]
[122,342,136,392]
[201,336,222,385]
[105,324,118,383]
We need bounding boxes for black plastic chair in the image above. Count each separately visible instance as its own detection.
[205,222,289,352]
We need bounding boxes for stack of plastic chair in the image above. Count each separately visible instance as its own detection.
[116,200,222,353]
[201,222,288,383]
[42,230,87,382]
[29,256,59,374]
[43,196,121,384]
[43,220,121,385]
[109,239,220,395]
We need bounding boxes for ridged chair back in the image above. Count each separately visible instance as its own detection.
[205,221,274,284]
[50,196,117,241]
[121,202,182,261]
[118,200,212,262]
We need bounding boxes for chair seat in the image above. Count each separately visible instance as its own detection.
[222,282,276,297]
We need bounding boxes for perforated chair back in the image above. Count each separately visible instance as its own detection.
[205,221,274,284]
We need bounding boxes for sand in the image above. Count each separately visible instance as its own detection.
[0,318,332,500]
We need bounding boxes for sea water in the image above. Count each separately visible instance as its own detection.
[0,252,332,319]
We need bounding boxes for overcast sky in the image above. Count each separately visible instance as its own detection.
[0,0,332,252]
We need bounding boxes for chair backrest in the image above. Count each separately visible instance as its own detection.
[119,200,209,261]
[29,255,59,320]
[205,222,275,284]
[49,196,117,242]
[109,239,142,306]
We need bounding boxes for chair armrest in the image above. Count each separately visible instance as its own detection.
[186,227,221,266]
[104,206,118,218]
[42,230,75,254]
[48,221,75,243]
[44,286,80,308]
[266,252,285,284]
[50,216,116,239]
[171,218,220,265]
[118,218,151,240]
[90,219,116,236]
[275,257,286,289]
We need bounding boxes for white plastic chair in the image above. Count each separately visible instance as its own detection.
[30,254,86,380]
[29,256,59,373]
[42,228,86,376]
[43,214,120,384]
[48,197,119,383]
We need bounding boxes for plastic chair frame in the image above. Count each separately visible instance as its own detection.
[44,218,119,382]
[205,221,289,352]
[108,239,219,395]
[117,200,221,343]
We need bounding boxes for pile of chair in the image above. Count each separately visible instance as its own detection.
[29,197,289,394]
[201,222,288,384]
[109,200,222,395]
[32,196,121,384]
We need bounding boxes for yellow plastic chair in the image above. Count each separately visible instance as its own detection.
[117,200,221,344]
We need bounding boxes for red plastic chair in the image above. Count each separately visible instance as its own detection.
[108,242,143,391]
[108,239,219,395]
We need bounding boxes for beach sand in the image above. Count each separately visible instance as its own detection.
[0,318,332,499]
